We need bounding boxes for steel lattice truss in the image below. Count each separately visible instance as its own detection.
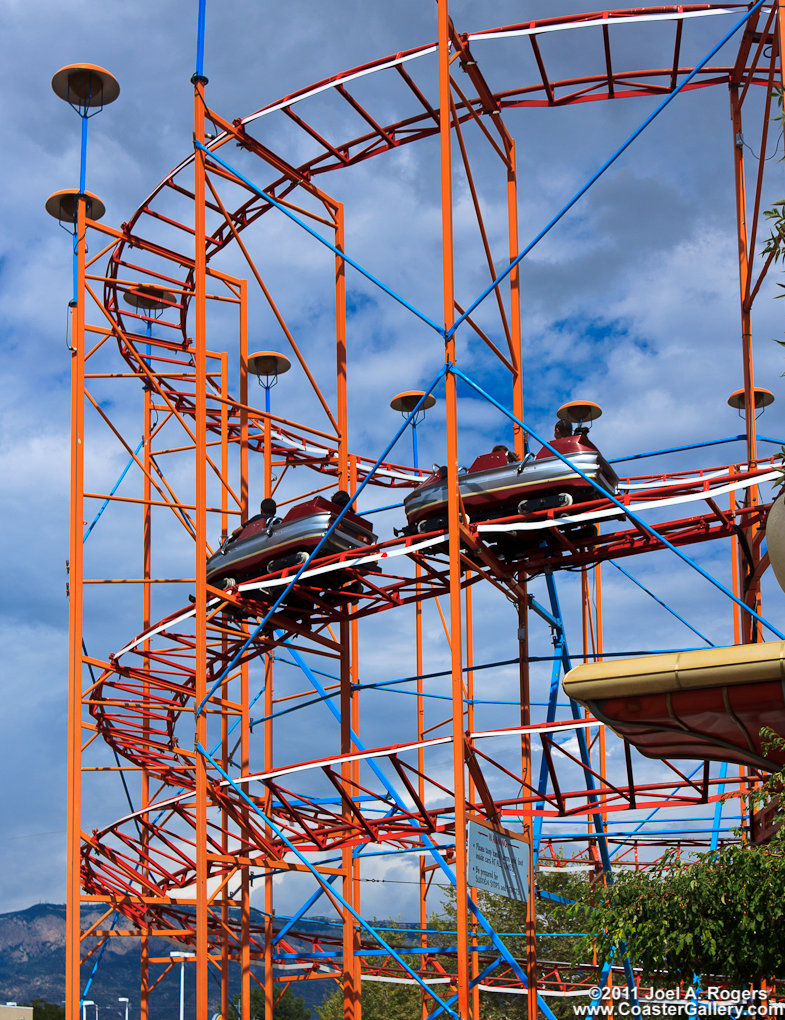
[61,5,785,1019]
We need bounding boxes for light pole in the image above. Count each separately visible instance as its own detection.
[390,390,436,469]
[170,952,195,1020]
[118,997,129,1020]
[248,350,291,414]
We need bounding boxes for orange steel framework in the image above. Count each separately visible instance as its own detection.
[60,4,785,1020]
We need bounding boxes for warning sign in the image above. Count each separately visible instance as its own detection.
[467,818,529,901]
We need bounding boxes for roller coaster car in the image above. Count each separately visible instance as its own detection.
[206,491,377,587]
[401,431,619,535]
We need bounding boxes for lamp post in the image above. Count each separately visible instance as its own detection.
[47,64,119,302]
[170,952,195,1020]
[728,386,775,420]
[118,997,129,1020]
[123,284,176,359]
[248,350,291,414]
[389,390,436,469]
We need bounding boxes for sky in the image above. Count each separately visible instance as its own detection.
[1,0,784,944]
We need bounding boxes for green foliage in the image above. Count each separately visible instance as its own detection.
[568,842,785,985]
[234,985,311,1020]
[565,732,785,985]
[23,1002,65,1020]
[317,977,420,1020]
[316,919,423,1020]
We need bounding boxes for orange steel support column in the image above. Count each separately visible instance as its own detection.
[730,85,761,644]
[507,140,525,460]
[336,199,356,1020]
[779,3,785,93]
[140,331,153,1020]
[336,203,348,490]
[416,563,427,1020]
[264,650,274,1020]
[465,580,480,1020]
[240,277,252,1020]
[436,0,468,1011]
[438,1,470,1015]
[220,352,230,1020]
[66,193,86,1020]
[193,80,210,1020]
[518,580,536,1020]
[350,455,362,1020]
[341,617,356,1020]
[596,565,607,830]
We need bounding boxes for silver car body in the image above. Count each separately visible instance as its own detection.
[404,451,619,524]
[206,511,377,584]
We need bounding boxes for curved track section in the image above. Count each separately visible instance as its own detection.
[77,4,779,989]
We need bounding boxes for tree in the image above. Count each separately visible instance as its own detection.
[234,985,311,1020]
[568,840,785,986]
[316,872,590,1020]
[568,736,785,986]
[23,1002,65,1020]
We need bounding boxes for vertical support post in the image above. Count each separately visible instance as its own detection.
[438,1,469,1015]
[240,279,250,514]
[66,192,86,1020]
[336,202,348,490]
[240,277,252,1020]
[349,455,362,1020]
[341,614,356,1020]
[730,85,761,643]
[263,650,274,1020]
[596,564,607,832]
[465,579,480,1020]
[779,3,785,93]
[193,76,209,1020]
[140,325,153,1020]
[416,561,427,1020]
[506,140,525,460]
[517,578,537,1020]
[220,351,230,1020]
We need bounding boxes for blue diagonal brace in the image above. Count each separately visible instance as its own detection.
[449,0,766,337]
[281,642,559,1020]
[195,368,446,716]
[450,365,784,639]
[194,142,442,335]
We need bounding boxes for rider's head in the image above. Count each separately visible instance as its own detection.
[554,419,572,439]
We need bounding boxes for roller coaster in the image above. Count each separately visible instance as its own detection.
[49,3,785,1019]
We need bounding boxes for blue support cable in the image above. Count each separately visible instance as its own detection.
[544,574,639,1007]
[196,368,446,716]
[274,875,339,945]
[610,433,785,464]
[274,640,559,1020]
[194,142,442,334]
[532,635,566,867]
[451,365,785,640]
[198,744,462,1018]
[83,439,145,542]
[710,761,729,851]
[449,0,766,337]
[610,435,747,464]
[606,559,714,647]
[80,911,119,1005]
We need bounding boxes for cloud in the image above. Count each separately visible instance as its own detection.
[1,0,782,935]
